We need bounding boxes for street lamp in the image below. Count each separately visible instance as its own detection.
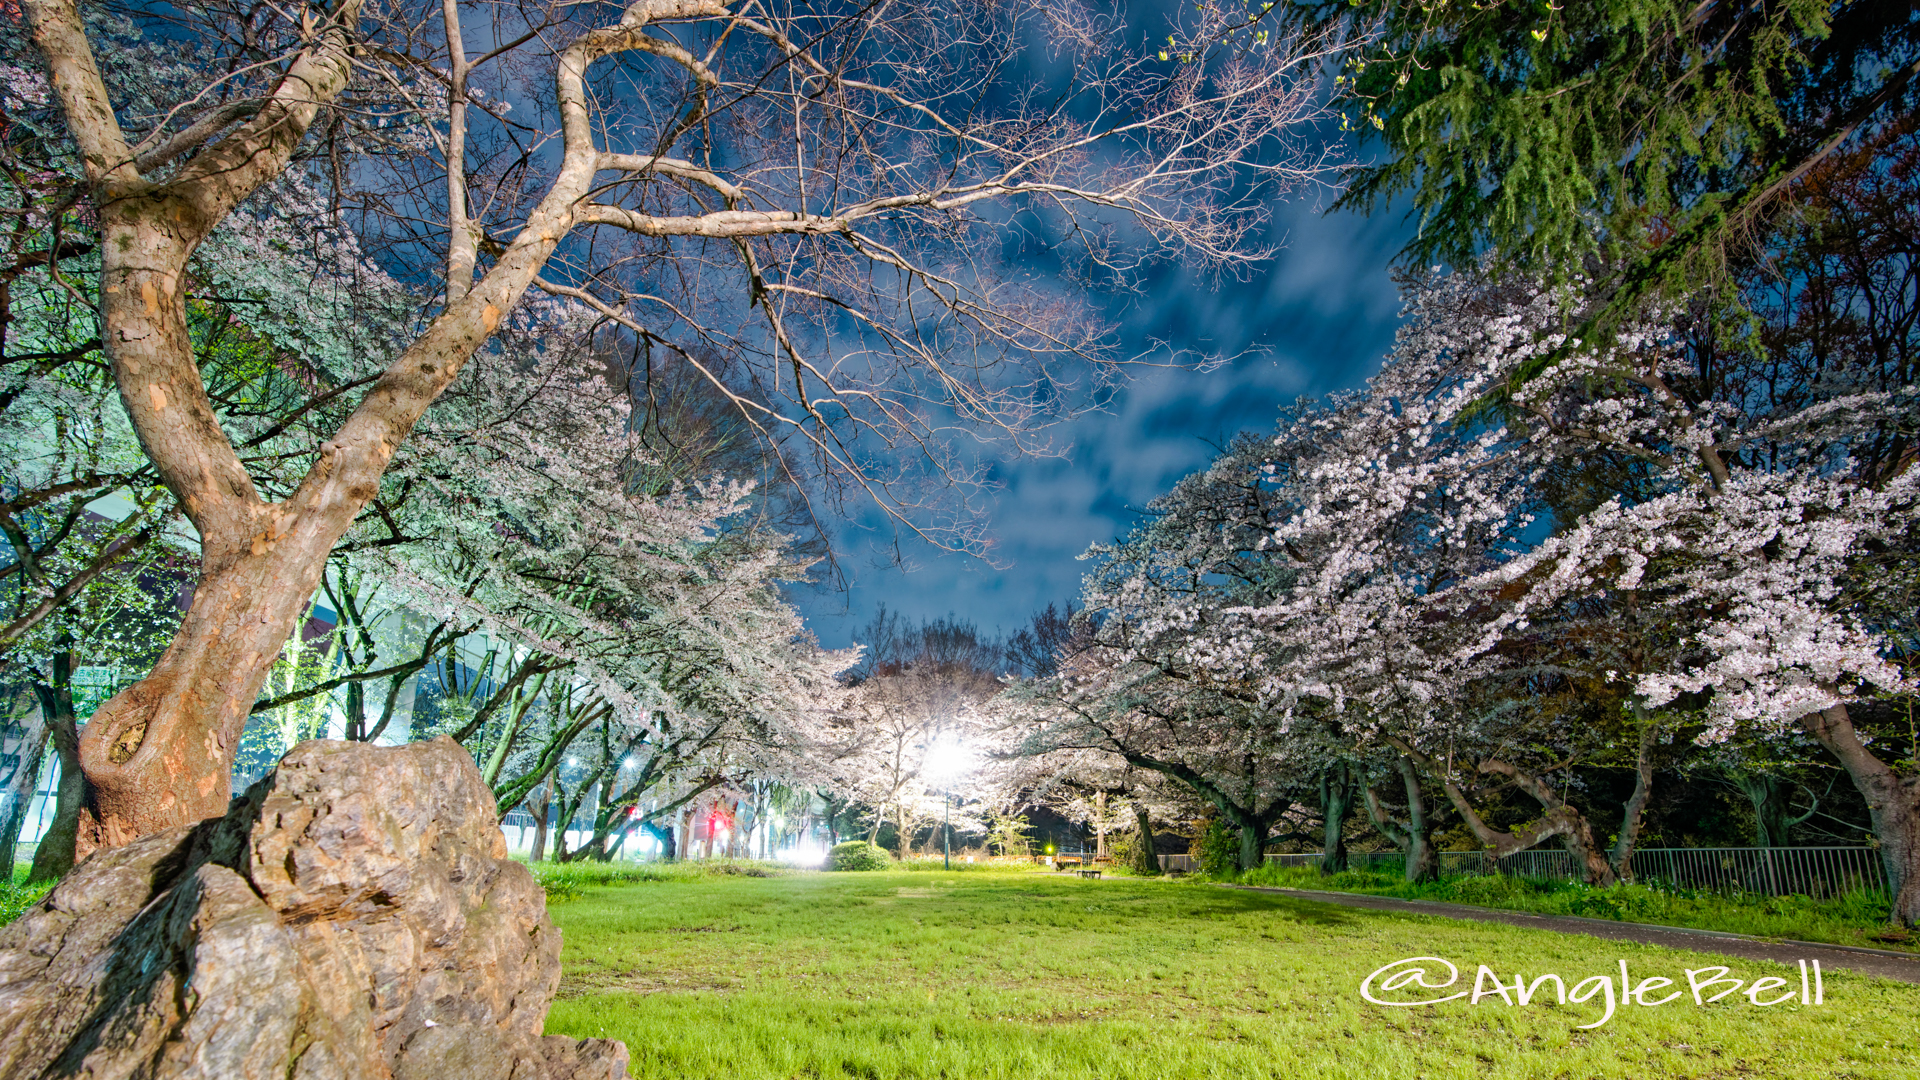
[921,733,973,870]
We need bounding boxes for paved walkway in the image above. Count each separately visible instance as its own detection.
[1222,884,1920,985]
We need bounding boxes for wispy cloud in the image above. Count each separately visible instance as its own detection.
[798,196,1415,648]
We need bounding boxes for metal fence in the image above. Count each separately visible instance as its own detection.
[1627,847,1889,899]
[1259,846,1890,899]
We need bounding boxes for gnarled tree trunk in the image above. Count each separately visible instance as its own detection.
[1801,702,1920,927]
[1389,736,1617,886]
[643,819,675,860]
[1365,755,1437,883]
[1732,771,1818,848]
[894,803,915,860]
[26,654,83,883]
[1605,715,1658,883]
[22,0,722,861]
[1229,803,1283,872]
[528,777,553,862]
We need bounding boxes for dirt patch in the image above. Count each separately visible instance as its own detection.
[559,969,742,999]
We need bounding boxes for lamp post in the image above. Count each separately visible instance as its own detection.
[923,731,970,871]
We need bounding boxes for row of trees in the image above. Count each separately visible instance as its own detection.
[983,0,1920,927]
[1,0,1343,863]
[1002,115,1920,921]
[5,0,1916,925]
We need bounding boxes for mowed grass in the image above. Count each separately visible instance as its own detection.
[542,869,1920,1079]
[1232,863,1919,953]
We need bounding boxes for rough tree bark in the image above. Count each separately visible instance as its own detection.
[894,803,915,860]
[642,819,675,859]
[1800,701,1920,927]
[823,797,847,847]
[1318,760,1354,874]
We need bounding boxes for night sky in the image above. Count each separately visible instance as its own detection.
[797,191,1419,651]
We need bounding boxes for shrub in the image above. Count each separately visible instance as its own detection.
[829,841,893,872]
[1197,818,1240,877]
[900,855,1004,871]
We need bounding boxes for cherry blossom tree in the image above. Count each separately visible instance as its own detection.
[1262,264,1920,915]
[15,0,1340,853]
[1018,248,1914,905]
[3,25,395,871]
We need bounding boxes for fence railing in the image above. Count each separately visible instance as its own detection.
[1257,846,1889,899]
[1626,847,1888,899]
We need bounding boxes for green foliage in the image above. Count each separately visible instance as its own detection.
[1232,864,1913,952]
[1287,0,1919,329]
[1196,818,1239,877]
[984,808,1032,858]
[828,841,893,872]
[545,871,1920,1078]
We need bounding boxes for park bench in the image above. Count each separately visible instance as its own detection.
[1076,869,1102,879]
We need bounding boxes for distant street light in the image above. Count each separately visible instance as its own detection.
[921,733,974,871]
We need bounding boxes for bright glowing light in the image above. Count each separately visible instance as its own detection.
[921,732,975,787]
[775,839,829,867]
[623,757,638,769]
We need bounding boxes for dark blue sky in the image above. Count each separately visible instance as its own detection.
[797,191,1418,651]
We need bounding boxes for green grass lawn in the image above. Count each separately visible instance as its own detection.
[1230,864,1920,954]
[2,865,52,926]
[543,868,1920,1079]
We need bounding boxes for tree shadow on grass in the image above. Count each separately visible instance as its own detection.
[1181,887,1366,929]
